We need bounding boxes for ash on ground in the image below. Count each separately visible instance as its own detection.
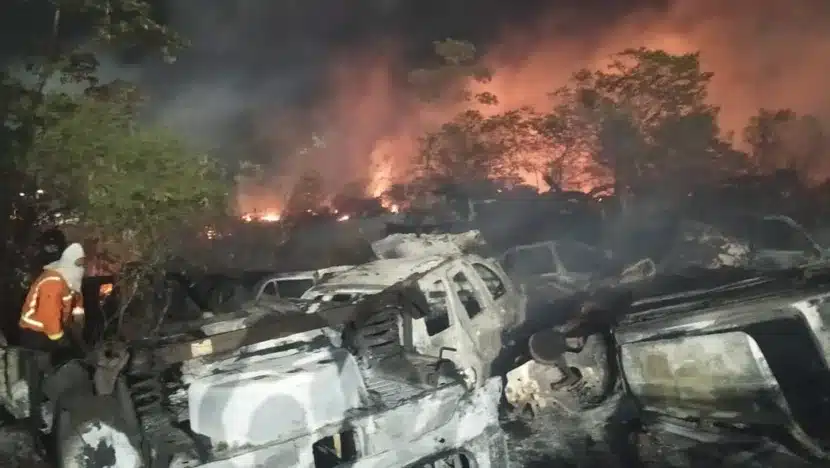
[502,395,814,468]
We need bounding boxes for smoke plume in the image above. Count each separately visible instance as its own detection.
[150,0,830,213]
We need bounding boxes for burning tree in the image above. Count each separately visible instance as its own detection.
[412,42,759,203]
[284,169,326,217]
[410,39,539,190]
[549,48,745,200]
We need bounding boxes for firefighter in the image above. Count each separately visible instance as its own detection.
[18,242,87,438]
[19,242,86,348]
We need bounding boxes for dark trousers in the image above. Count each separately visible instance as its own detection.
[19,328,66,354]
[18,329,70,434]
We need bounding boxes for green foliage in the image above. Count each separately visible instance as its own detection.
[24,91,230,265]
[0,0,191,318]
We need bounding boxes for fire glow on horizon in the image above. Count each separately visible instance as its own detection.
[236,0,830,215]
[242,211,281,223]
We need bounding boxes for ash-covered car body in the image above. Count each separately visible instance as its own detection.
[250,265,355,301]
[742,214,827,269]
[500,239,614,299]
[302,231,526,384]
[151,298,509,468]
[0,235,512,468]
[616,266,830,460]
[507,263,830,462]
[655,214,825,272]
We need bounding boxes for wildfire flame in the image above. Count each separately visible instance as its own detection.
[261,212,281,222]
[237,0,830,213]
[242,211,282,223]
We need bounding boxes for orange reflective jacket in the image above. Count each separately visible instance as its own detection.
[19,270,84,341]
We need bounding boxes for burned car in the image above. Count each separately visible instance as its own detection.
[500,239,615,299]
[506,262,830,463]
[250,265,355,301]
[0,233,513,468]
[302,230,526,384]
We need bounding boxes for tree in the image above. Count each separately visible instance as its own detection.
[416,109,542,186]
[411,39,577,194]
[24,89,230,334]
[534,97,605,191]
[331,179,384,216]
[408,39,496,106]
[0,1,232,338]
[284,170,325,217]
[552,48,743,200]
[743,108,827,178]
[26,91,229,260]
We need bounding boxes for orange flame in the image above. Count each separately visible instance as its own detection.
[238,0,830,212]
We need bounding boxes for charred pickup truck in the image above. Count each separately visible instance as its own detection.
[303,231,526,386]
[0,234,512,468]
[506,263,830,463]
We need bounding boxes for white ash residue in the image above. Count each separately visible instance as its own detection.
[371,231,486,259]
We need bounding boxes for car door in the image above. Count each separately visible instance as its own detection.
[408,273,482,384]
[445,263,502,377]
[469,260,522,327]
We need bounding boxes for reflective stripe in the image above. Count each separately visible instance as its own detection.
[62,294,73,302]
[72,307,84,316]
[20,315,44,328]
[47,331,64,341]
[21,276,63,329]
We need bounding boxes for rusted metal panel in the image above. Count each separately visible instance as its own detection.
[620,331,791,424]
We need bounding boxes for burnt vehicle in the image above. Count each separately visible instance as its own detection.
[195,266,358,314]
[500,239,617,300]
[0,234,511,468]
[250,266,355,301]
[302,231,525,385]
[506,263,830,463]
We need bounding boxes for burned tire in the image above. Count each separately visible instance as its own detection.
[56,396,144,468]
[559,333,615,409]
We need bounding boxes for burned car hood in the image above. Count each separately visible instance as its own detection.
[615,264,830,451]
[618,264,830,327]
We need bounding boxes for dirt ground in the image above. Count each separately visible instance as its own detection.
[0,409,815,468]
[0,424,49,468]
